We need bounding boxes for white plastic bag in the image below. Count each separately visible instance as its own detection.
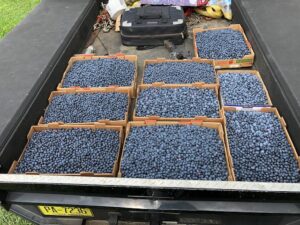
[106,0,127,20]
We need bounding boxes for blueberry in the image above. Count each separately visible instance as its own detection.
[15,128,120,174]
[225,111,300,183]
[136,87,219,118]
[196,28,251,60]
[121,125,228,180]
[62,58,135,88]
[144,62,216,84]
[219,73,269,107]
[43,92,128,123]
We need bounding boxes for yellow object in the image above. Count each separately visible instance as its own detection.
[207,0,232,20]
[208,5,222,11]
[126,0,141,8]
[38,206,94,217]
[132,1,141,7]
[195,5,223,19]
[223,11,232,20]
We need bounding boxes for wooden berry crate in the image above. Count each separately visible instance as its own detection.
[133,83,223,123]
[142,57,217,87]
[118,120,235,181]
[193,24,255,69]
[222,106,300,181]
[57,54,138,97]
[8,123,124,177]
[216,70,273,107]
[38,87,131,126]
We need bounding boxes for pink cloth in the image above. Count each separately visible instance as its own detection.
[140,0,208,6]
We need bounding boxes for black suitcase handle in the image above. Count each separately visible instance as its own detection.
[137,7,170,20]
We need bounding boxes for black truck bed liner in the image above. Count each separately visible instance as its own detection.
[233,0,300,153]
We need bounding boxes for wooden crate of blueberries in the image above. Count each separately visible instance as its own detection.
[133,83,223,123]
[217,70,272,107]
[10,22,300,183]
[38,88,131,126]
[118,121,235,181]
[193,24,254,69]
[57,54,138,97]
[222,107,300,183]
[142,58,217,87]
[9,123,124,177]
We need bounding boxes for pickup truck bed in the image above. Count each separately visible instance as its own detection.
[0,0,300,224]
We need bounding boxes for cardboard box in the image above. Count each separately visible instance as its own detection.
[222,107,300,180]
[118,121,235,181]
[9,123,124,177]
[217,70,273,107]
[142,58,217,87]
[193,24,255,69]
[39,88,131,126]
[57,54,138,97]
[134,83,223,123]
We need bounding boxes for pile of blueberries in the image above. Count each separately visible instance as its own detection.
[225,111,300,183]
[121,125,228,180]
[15,128,120,174]
[219,73,269,107]
[144,62,216,84]
[43,92,128,123]
[196,29,251,60]
[135,88,220,118]
[62,58,135,88]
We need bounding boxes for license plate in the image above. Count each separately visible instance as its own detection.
[38,206,94,217]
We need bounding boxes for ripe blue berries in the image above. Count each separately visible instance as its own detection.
[196,29,251,59]
[219,73,270,107]
[225,110,300,183]
[121,125,229,180]
[144,62,216,84]
[43,92,128,123]
[135,87,220,118]
[62,58,135,88]
[15,128,120,174]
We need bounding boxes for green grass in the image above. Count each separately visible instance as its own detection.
[0,0,40,38]
[0,207,33,225]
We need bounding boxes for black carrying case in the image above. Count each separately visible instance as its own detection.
[120,6,187,46]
